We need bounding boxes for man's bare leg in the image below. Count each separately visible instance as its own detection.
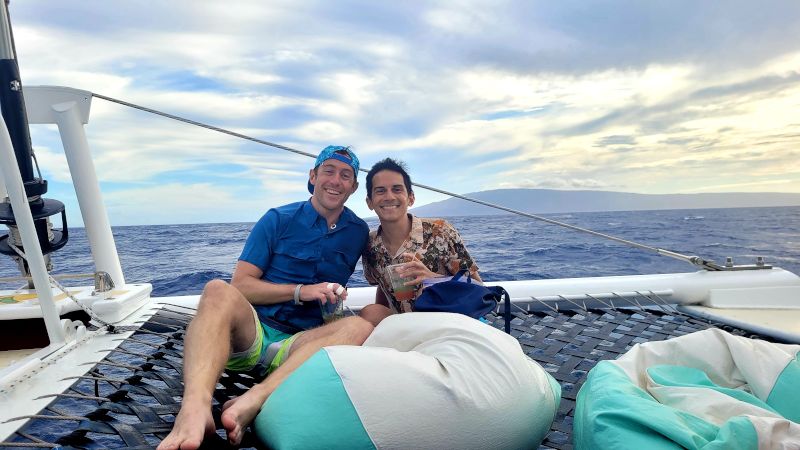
[359,303,393,327]
[158,280,258,450]
[221,316,374,445]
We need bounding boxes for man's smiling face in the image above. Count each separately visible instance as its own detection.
[309,158,358,213]
[366,169,414,224]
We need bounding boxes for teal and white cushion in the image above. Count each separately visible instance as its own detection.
[254,312,560,449]
[575,328,800,449]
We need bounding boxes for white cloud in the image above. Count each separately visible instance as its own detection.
[104,183,264,225]
[5,1,800,225]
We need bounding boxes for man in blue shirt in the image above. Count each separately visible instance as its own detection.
[159,146,370,450]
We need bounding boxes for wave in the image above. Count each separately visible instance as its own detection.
[3,207,798,295]
[700,242,739,249]
[150,270,231,296]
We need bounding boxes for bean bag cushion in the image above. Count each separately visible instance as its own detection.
[575,328,800,449]
[254,312,560,449]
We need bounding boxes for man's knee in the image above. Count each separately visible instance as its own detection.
[359,304,392,327]
[203,278,232,297]
[341,316,375,345]
[198,279,244,314]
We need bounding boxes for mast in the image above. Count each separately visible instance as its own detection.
[0,0,68,281]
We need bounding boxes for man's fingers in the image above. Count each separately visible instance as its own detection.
[319,282,345,302]
[309,284,327,304]
[404,277,424,286]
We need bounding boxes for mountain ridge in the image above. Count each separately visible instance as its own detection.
[409,189,800,217]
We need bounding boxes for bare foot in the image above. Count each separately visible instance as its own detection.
[221,389,270,446]
[158,406,216,450]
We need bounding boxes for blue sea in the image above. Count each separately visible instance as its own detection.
[2,206,799,295]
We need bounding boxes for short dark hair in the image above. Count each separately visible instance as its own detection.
[366,158,413,199]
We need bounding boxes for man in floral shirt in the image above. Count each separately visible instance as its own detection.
[360,158,481,324]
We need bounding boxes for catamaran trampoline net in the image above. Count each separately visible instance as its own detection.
[1,304,775,450]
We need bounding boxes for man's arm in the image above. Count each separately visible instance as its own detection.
[442,221,483,283]
[374,285,390,307]
[231,260,344,305]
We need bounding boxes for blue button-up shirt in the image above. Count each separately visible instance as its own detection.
[239,200,368,333]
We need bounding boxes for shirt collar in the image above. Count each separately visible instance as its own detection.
[375,214,423,255]
[408,214,423,245]
[299,199,321,228]
[300,199,356,229]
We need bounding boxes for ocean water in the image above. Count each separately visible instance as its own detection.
[1,206,798,296]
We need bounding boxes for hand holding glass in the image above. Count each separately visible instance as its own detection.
[387,263,416,301]
[320,297,344,323]
[320,283,345,323]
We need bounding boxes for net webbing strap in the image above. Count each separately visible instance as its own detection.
[2,307,774,449]
[483,308,770,449]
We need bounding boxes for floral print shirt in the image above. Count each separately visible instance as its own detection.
[362,215,481,313]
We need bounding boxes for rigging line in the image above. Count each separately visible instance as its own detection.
[93,93,712,270]
[92,93,319,161]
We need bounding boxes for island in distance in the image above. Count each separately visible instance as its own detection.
[409,189,800,217]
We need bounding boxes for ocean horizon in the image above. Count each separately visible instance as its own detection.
[1,206,798,297]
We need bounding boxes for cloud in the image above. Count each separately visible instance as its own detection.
[6,1,800,225]
[502,177,612,190]
[595,135,638,147]
[103,183,269,225]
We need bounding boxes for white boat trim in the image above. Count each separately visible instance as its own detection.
[0,294,196,440]
[679,305,800,343]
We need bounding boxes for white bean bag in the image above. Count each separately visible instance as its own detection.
[254,312,560,449]
[575,328,800,449]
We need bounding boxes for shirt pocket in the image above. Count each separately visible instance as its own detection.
[331,248,358,269]
[272,245,318,278]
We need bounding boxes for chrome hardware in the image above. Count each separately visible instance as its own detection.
[93,271,115,294]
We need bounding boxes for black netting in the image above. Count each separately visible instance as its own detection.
[1,305,775,449]
[483,307,774,450]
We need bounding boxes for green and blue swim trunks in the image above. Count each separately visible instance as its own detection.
[226,308,303,378]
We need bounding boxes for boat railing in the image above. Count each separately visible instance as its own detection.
[0,101,65,346]
[1,86,153,376]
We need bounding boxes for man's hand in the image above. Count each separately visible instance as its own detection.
[396,253,438,286]
[300,282,347,304]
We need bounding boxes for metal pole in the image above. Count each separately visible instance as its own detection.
[0,1,38,190]
[0,1,14,58]
[0,3,8,201]
[0,156,6,199]
[53,101,124,286]
[0,112,65,345]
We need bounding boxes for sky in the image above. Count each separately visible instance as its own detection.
[4,1,800,225]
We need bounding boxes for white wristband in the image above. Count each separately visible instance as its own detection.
[327,282,345,296]
[294,284,304,305]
